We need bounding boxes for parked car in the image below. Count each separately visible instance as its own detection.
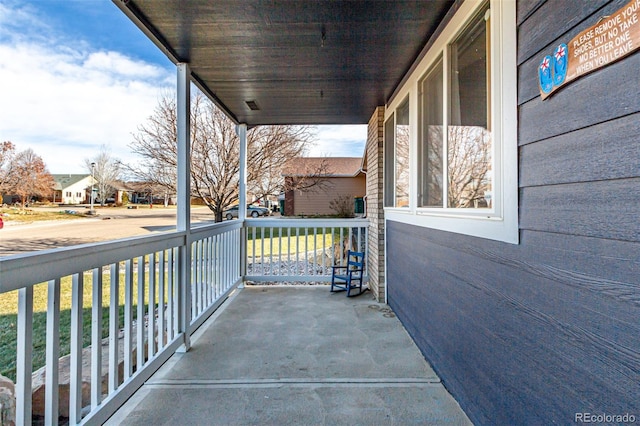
[224,205,270,220]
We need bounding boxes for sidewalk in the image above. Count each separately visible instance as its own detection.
[106,286,472,425]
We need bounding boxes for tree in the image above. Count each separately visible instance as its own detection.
[10,148,55,206]
[447,126,491,208]
[127,91,316,222]
[84,146,121,206]
[0,141,16,198]
[420,125,492,208]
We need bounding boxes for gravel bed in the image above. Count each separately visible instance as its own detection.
[246,257,333,286]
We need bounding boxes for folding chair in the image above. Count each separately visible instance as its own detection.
[330,250,365,297]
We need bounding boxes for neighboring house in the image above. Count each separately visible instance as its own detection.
[126,181,175,205]
[282,157,365,216]
[51,174,95,205]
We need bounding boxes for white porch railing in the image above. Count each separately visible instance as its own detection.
[0,221,242,425]
[245,218,369,282]
[0,217,367,424]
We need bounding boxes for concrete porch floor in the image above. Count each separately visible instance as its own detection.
[106,286,472,425]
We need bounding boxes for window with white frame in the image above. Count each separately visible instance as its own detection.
[383,113,395,207]
[384,0,518,244]
[395,98,410,207]
[420,4,491,210]
[383,98,410,209]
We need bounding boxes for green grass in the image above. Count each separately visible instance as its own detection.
[0,269,157,381]
[0,207,88,223]
[245,227,350,257]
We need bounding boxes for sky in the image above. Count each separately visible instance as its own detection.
[0,0,366,175]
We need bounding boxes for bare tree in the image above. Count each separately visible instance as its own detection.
[395,124,410,207]
[420,125,491,208]
[84,145,121,206]
[127,91,316,222]
[281,156,332,193]
[9,148,55,206]
[447,126,491,208]
[0,141,16,199]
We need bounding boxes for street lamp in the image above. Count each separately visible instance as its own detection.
[90,162,96,214]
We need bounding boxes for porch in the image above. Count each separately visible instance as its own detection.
[105,286,470,425]
[0,218,469,424]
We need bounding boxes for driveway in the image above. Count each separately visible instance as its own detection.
[0,206,217,257]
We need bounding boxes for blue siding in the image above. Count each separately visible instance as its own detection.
[387,223,640,424]
[386,0,640,423]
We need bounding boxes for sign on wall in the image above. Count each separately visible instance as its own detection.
[539,0,640,99]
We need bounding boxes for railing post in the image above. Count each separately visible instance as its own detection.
[177,62,192,352]
[237,123,248,280]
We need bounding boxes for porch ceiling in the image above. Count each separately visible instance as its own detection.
[115,0,455,126]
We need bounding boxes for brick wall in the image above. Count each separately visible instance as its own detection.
[366,106,385,302]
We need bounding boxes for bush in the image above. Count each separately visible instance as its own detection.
[329,195,355,218]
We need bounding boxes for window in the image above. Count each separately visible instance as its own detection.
[395,98,410,207]
[384,0,518,243]
[384,99,410,208]
[384,114,395,207]
[418,56,444,208]
[419,5,491,210]
[448,6,492,209]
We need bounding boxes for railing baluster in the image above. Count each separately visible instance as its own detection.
[91,268,103,409]
[148,252,156,358]
[251,227,255,276]
[45,278,61,425]
[305,227,309,276]
[287,227,291,275]
[69,273,83,424]
[167,248,175,340]
[137,256,145,372]
[340,227,345,265]
[269,226,273,275]
[16,286,34,425]
[212,235,218,298]
[197,240,203,316]
[295,227,300,276]
[124,259,133,379]
[190,244,196,318]
[109,262,120,393]
[205,238,211,306]
[278,226,282,273]
[222,232,227,287]
[225,231,230,286]
[158,251,165,349]
[320,227,327,275]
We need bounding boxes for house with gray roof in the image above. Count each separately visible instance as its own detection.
[52,174,95,205]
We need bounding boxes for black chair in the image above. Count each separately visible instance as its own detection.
[331,250,365,297]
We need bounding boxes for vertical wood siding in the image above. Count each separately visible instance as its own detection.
[387,0,640,423]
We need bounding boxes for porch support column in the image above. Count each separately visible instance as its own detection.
[177,62,192,352]
[366,106,386,303]
[237,124,248,279]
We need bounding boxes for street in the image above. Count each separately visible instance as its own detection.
[0,206,218,257]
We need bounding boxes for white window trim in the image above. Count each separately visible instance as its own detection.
[384,0,518,244]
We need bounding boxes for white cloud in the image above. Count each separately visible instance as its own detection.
[0,3,173,174]
[309,125,367,158]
